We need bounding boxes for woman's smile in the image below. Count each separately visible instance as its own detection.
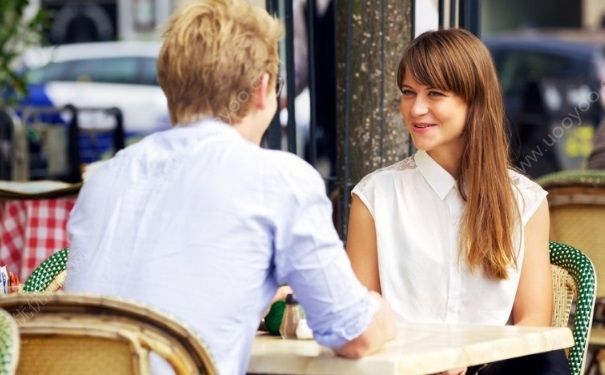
[412,122,438,132]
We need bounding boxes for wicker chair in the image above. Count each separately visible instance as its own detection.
[0,309,19,375]
[22,248,69,292]
[536,169,605,189]
[0,293,217,375]
[537,171,605,372]
[550,242,596,375]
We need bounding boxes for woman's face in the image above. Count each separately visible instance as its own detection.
[400,71,468,161]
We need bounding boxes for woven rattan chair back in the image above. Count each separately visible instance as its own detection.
[551,264,577,328]
[22,248,69,292]
[550,241,596,375]
[537,171,605,297]
[0,293,217,375]
[0,309,19,375]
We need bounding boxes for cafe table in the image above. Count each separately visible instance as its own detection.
[248,324,574,375]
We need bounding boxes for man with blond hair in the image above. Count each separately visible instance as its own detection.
[64,0,395,373]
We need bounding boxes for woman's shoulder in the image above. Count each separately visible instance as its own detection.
[355,156,417,191]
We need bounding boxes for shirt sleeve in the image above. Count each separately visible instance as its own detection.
[267,154,379,349]
[351,172,377,218]
[511,172,548,226]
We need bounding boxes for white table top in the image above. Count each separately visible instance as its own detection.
[248,324,573,375]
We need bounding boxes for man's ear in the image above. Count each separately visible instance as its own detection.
[251,73,270,110]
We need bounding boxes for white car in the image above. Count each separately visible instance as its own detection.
[19,41,170,137]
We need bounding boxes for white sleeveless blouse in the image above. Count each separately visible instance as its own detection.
[351,150,547,325]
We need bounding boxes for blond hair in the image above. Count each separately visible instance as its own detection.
[397,29,518,280]
[157,0,283,125]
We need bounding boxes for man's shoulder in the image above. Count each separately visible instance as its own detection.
[259,148,319,176]
[254,149,325,196]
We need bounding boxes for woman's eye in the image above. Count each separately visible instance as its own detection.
[428,91,444,97]
[401,89,414,96]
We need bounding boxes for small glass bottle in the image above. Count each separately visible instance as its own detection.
[279,293,302,339]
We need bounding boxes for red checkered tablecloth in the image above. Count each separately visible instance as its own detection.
[0,198,75,280]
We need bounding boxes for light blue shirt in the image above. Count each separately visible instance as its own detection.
[65,119,378,375]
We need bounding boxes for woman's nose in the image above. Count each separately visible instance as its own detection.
[410,96,429,117]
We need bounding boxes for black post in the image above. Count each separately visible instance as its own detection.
[410,0,416,39]
[438,0,445,29]
[307,0,317,166]
[0,109,13,180]
[341,0,354,237]
[64,105,81,182]
[264,0,281,150]
[459,0,480,36]
[284,0,297,154]
[110,107,125,152]
[450,0,457,28]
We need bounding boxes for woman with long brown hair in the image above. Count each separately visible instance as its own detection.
[346,29,568,374]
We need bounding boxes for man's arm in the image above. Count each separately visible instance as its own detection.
[334,291,396,358]
[271,159,395,357]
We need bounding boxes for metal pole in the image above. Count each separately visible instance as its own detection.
[64,105,81,182]
[264,0,282,150]
[307,0,317,166]
[450,0,457,28]
[438,0,445,29]
[379,0,386,166]
[410,0,416,38]
[110,107,125,152]
[284,0,297,154]
[341,0,353,237]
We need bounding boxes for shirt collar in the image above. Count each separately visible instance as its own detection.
[173,117,241,138]
[414,150,457,200]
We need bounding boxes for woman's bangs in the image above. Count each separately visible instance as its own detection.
[403,47,455,93]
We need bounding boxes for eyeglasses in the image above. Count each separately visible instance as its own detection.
[275,76,285,96]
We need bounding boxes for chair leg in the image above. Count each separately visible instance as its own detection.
[597,348,605,374]
[586,348,601,375]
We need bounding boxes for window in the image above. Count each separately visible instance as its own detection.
[68,58,139,84]
[26,57,159,86]
[27,61,73,83]
[494,49,590,95]
[139,57,159,86]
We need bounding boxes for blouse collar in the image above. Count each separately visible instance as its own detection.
[414,150,457,201]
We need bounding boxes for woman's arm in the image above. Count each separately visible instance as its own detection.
[346,195,381,293]
[512,199,552,326]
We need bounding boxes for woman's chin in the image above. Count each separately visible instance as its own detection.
[411,143,432,152]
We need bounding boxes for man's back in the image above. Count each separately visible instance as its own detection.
[65,119,342,373]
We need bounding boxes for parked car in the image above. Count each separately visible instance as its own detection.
[485,29,605,177]
[6,41,170,179]
[19,41,169,134]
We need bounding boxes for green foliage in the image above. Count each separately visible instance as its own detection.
[0,0,46,104]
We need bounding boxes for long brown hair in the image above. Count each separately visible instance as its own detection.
[397,29,518,280]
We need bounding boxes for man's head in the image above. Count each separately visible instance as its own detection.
[157,0,283,126]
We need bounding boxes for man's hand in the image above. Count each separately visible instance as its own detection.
[272,285,293,304]
[335,291,397,358]
[437,368,467,375]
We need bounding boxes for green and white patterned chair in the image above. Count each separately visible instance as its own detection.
[0,309,19,375]
[550,241,596,375]
[537,171,605,373]
[22,248,69,292]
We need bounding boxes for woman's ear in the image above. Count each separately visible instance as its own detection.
[251,73,271,110]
